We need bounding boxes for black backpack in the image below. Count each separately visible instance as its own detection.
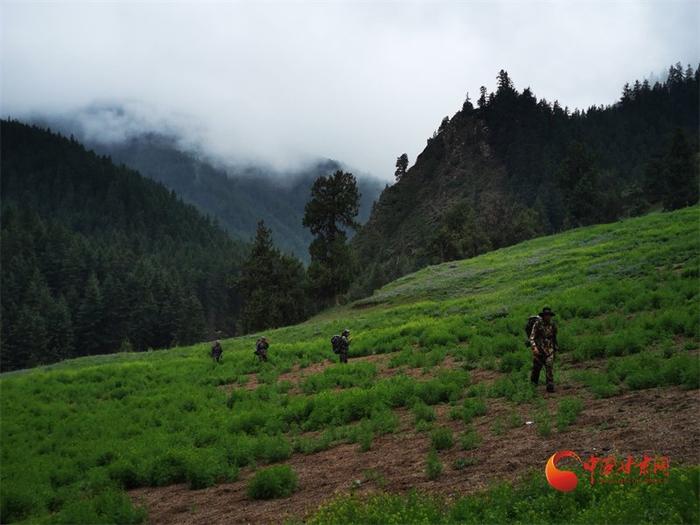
[330,335,342,354]
[524,315,540,347]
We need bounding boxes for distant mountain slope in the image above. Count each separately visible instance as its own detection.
[351,63,699,297]
[31,110,385,261]
[0,120,247,371]
[92,134,384,261]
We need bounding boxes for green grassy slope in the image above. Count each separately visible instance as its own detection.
[2,207,699,523]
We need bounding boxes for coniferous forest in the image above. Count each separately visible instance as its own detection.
[0,120,247,371]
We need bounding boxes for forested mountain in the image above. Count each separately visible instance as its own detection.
[351,62,699,297]
[0,120,247,371]
[32,115,384,261]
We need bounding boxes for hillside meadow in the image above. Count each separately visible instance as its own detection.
[1,206,699,524]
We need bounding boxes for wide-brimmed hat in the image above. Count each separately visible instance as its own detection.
[539,307,555,317]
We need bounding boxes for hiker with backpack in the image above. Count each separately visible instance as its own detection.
[331,329,351,364]
[211,340,223,363]
[527,307,559,392]
[255,337,269,362]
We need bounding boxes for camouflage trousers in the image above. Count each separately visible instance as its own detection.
[531,351,554,390]
[338,349,348,364]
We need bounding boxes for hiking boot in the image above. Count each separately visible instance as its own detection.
[546,385,555,393]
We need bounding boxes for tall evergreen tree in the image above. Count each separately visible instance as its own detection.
[303,170,360,305]
[45,295,74,363]
[662,129,699,210]
[395,154,409,181]
[237,221,307,332]
[75,273,104,356]
[478,86,487,108]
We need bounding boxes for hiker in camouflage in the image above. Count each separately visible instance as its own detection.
[211,340,223,363]
[529,307,559,392]
[255,337,269,362]
[338,329,350,364]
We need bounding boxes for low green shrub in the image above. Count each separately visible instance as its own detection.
[488,374,536,403]
[412,401,436,424]
[147,450,189,486]
[357,429,373,452]
[499,351,529,373]
[52,489,146,525]
[609,353,700,391]
[246,465,298,500]
[572,370,621,398]
[430,427,454,450]
[459,429,481,450]
[461,397,487,422]
[301,363,378,394]
[254,434,292,464]
[0,484,40,523]
[415,420,434,433]
[425,449,443,480]
[535,406,552,437]
[556,397,584,432]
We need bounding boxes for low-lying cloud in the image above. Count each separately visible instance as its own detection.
[1,1,698,178]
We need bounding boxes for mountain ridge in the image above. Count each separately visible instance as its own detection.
[351,64,699,297]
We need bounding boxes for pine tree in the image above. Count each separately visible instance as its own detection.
[556,143,611,226]
[303,170,360,305]
[75,273,104,355]
[462,92,473,112]
[478,86,487,108]
[238,221,276,332]
[238,221,307,332]
[496,69,514,93]
[12,306,48,368]
[395,154,409,181]
[178,293,206,344]
[45,295,74,362]
[662,129,699,210]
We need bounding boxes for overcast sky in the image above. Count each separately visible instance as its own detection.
[1,1,698,179]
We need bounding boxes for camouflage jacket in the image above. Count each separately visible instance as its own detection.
[529,319,558,355]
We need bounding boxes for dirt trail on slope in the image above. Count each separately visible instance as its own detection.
[130,385,700,524]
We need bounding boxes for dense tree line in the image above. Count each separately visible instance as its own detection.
[236,221,308,333]
[352,63,699,296]
[472,63,699,228]
[1,121,246,371]
[237,170,361,331]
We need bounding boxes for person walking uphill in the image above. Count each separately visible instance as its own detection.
[331,329,351,364]
[255,337,269,362]
[529,307,559,392]
[211,340,223,363]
